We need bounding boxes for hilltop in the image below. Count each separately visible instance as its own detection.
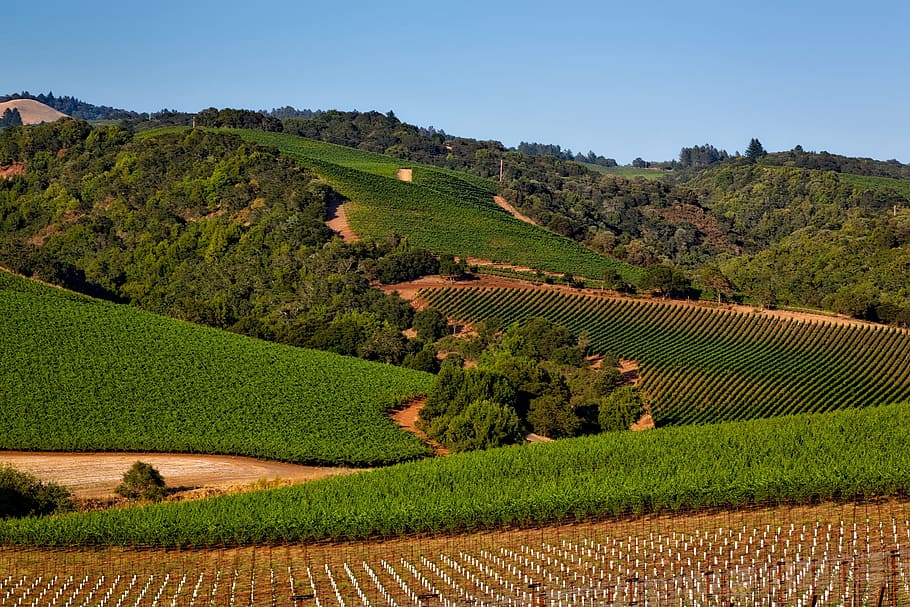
[0,99,66,125]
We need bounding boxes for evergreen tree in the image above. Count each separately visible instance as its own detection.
[745,138,767,161]
[0,108,22,128]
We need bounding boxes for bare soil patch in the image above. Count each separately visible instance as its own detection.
[390,398,448,456]
[630,413,655,431]
[0,452,360,499]
[396,168,413,182]
[525,433,553,443]
[325,198,360,242]
[493,195,538,225]
[619,358,639,385]
[0,162,25,179]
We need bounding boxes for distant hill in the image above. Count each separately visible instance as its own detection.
[0,91,140,121]
[0,99,66,125]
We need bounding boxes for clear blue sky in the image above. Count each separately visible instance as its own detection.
[5,0,909,163]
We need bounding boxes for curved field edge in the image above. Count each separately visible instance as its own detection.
[3,401,909,547]
[0,270,433,466]
[206,128,640,283]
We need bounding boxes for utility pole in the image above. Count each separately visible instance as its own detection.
[499,158,504,185]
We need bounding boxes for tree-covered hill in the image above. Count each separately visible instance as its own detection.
[0,119,446,364]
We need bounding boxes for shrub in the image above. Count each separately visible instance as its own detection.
[115,461,166,502]
[0,465,73,518]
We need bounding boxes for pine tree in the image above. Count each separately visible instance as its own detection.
[745,138,767,161]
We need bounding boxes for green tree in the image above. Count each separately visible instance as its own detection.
[599,386,645,432]
[745,138,767,161]
[639,264,693,299]
[442,399,523,452]
[402,345,440,373]
[0,465,73,518]
[115,461,166,501]
[698,264,735,303]
[0,108,23,128]
[528,392,581,438]
[412,308,449,342]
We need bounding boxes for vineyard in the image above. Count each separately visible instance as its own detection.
[3,500,910,606]
[0,270,432,466]
[3,401,910,547]
[420,287,910,426]
[220,129,639,283]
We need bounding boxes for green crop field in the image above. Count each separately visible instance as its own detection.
[204,129,641,283]
[2,400,909,547]
[421,287,910,426]
[0,270,432,466]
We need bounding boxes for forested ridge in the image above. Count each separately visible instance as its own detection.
[3,103,910,327]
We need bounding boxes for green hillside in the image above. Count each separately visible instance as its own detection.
[421,287,910,425]
[0,270,432,466]
[222,129,641,283]
[3,400,909,546]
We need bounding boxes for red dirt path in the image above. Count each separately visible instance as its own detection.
[493,195,538,225]
[325,198,360,242]
[390,399,449,456]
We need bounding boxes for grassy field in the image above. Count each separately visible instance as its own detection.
[0,270,432,466]
[201,129,642,283]
[2,400,909,546]
[421,287,910,426]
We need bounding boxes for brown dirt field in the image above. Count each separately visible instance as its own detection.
[493,194,539,225]
[390,398,449,456]
[0,99,67,125]
[0,452,361,499]
[325,198,360,242]
[0,162,24,179]
[396,168,413,182]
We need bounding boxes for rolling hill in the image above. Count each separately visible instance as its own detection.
[0,269,433,466]
[0,99,67,125]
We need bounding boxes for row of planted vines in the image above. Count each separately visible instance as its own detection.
[421,287,910,425]
[4,501,910,606]
[3,402,910,547]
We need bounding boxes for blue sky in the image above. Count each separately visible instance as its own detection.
[5,0,909,163]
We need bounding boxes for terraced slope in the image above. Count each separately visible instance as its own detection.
[221,129,640,283]
[421,287,910,425]
[0,271,432,466]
